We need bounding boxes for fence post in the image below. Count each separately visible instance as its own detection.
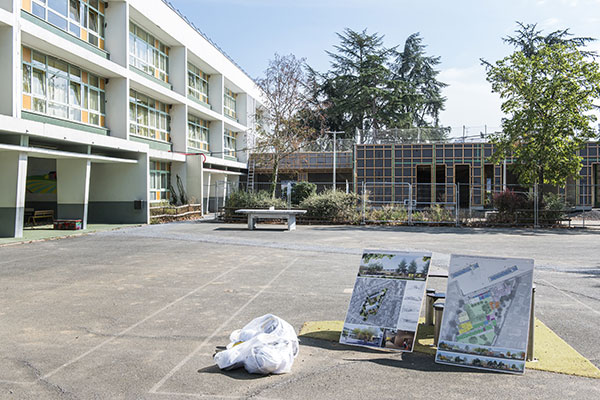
[361,181,366,225]
[527,284,536,362]
[534,184,540,229]
[455,184,460,227]
[408,183,413,225]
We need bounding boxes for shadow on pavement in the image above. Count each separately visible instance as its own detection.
[197,364,267,380]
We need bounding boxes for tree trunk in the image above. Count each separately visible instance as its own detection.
[270,155,279,199]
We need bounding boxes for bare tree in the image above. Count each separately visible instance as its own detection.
[255,53,315,197]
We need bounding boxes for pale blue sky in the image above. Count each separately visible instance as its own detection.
[171,0,600,136]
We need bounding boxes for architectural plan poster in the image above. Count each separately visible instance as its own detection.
[340,250,431,352]
[435,255,534,374]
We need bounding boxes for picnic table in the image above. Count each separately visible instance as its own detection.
[236,209,307,231]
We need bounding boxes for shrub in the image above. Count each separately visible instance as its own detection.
[493,189,528,215]
[366,205,408,223]
[224,190,286,218]
[300,189,360,222]
[291,181,317,205]
[541,192,567,224]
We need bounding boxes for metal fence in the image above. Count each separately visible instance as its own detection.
[358,182,459,226]
[213,178,600,228]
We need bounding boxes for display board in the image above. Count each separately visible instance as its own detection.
[340,250,431,352]
[435,255,534,374]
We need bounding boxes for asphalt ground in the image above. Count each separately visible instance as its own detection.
[0,222,599,399]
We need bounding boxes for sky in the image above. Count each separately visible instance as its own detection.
[170,0,600,137]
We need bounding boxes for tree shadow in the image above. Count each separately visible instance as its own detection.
[299,336,499,375]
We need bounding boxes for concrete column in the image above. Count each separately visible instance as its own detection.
[104,0,129,68]
[0,25,18,117]
[0,152,28,238]
[185,155,204,205]
[170,104,188,153]
[209,120,224,159]
[105,77,130,139]
[208,74,223,115]
[170,46,187,97]
[88,153,149,224]
[56,158,91,229]
[0,0,14,12]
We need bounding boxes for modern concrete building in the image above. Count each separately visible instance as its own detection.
[0,0,263,237]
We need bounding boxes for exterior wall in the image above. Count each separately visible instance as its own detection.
[355,142,600,209]
[0,0,263,235]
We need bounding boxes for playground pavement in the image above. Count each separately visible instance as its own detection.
[0,221,599,399]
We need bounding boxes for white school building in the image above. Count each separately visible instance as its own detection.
[0,0,263,237]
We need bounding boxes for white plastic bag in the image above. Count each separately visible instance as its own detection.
[214,314,299,375]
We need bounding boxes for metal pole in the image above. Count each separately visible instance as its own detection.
[205,173,211,214]
[455,184,460,227]
[361,181,366,225]
[287,183,292,210]
[534,183,539,228]
[408,183,413,225]
[527,284,536,362]
[503,159,507,191]
[333,131,337,191]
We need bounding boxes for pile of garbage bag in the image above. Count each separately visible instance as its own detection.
[213,314,299,375]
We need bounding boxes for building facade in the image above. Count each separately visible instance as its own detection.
[0,0,263,237]
[355,142,600,209]
[251,141,600,209]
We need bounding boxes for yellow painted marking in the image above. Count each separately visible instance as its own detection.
[299,318,600,379]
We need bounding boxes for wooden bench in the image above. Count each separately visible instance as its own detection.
[28,210,54,225]
[236,209,307,231]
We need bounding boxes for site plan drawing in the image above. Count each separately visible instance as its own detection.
[340,250,431,352]
[435,255,534,374]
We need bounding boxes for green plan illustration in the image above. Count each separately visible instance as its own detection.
[341,250,431,352]
[436,255,534,374]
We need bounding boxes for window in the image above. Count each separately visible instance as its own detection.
[188,114,210,151]
[188,63,209,104]
[224,88,237,119]
[224,129,237,157]
[129,22,169,83]
[29,1,106,49]
[150,161,171,202]
[22,46,106,126]
[129,89,170,142]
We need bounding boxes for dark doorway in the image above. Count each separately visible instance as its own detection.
[436,165,446,203]
[416,165,432,206]
[484,164,494,207]
[455,165,470,208]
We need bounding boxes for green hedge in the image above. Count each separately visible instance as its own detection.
[300,190,360,223]
[224,191,286,218]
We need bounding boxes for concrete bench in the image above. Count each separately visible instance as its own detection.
[236,209,307,231]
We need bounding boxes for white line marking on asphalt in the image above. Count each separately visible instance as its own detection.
[0,380,35,385]
[152,391,281,399]
[538,279,600,316]
[41,267,240,380]
[149,257,299,394]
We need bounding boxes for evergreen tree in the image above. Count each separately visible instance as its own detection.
[389,33,447,130]
[322,28,395,136]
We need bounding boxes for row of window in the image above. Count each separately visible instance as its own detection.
[22,46,105,126]
[129,89,170,142]
[23,4,240,116]
[129,22,169,83]
[27,0,105,49]
[20,48,238,155]
[150,161,170,202]
[224,88,237,119]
